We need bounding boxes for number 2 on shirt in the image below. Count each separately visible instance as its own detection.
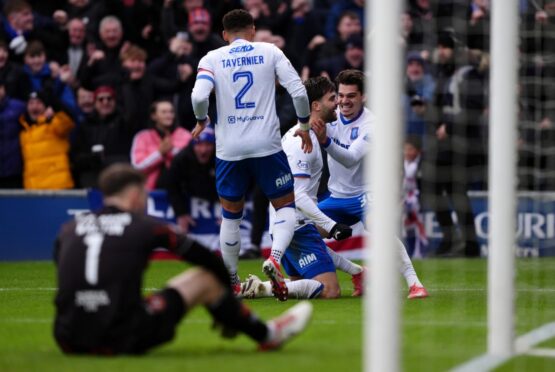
[233,71,255,109]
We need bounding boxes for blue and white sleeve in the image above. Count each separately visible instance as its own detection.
[322,133,370,168]
[191,60,215,121]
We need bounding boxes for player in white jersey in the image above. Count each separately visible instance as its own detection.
[190,9,313,301]
[240,77,365,300]
[312,69,428,299]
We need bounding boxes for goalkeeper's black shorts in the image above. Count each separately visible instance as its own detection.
[54,287,186,355]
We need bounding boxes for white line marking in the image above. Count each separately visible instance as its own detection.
[524,348,555,358]
[451,322,555,372]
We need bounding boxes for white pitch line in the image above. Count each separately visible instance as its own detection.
[524,348,555,358]
[451,322,555,372]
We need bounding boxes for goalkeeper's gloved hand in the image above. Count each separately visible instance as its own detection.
[329,223,352,241]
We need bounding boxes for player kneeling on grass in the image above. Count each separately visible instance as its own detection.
[241,77,365,300]
[53,163,312,355]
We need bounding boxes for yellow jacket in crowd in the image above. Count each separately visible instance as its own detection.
[19,111,75,190]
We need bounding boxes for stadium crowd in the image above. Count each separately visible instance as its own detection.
[0,0,554,257]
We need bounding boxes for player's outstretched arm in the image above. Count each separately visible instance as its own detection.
[320,134,368,168]
[293,176,351,240]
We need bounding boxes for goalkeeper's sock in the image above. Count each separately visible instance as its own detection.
[326,247,363,275]
[207,290,268,343]
[269,205,296,264]
[397,237,423,288]
[220,215,242,284]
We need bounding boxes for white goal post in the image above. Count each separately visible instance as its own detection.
[365,0,520,370]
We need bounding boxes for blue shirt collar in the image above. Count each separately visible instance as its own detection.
[340,108,364,125]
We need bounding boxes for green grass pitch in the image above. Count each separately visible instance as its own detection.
[1,258,554,371]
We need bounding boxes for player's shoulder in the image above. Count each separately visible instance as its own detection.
[362,107,376,124]
[251,41,282,57]
[282,126,300,150]
[282,125,319,155]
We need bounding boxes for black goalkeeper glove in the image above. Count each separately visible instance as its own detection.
[329,223,352,241]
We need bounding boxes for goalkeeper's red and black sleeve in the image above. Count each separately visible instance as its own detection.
[146,218,231,288]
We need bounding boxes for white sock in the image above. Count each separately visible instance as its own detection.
[220,217,242,284]
[286,279,324,299]
[396,237,423,288]
[326,247,362,275]
[269,206,296,264]
[255,278,322,299]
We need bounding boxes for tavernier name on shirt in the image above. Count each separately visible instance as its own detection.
[221,55,264,68]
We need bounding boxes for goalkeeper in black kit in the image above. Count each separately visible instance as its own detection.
[53,163,312,355]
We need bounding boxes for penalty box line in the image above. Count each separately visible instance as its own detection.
[451,322,555,372]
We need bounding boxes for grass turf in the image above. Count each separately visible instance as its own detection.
[0,258,554,371]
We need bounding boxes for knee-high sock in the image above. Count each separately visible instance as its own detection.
[220,217,242,284]
[257,279,323,299]
[326,247,363,275]
[396,237,423,288]
[270,206,296,264]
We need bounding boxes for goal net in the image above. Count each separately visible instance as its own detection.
[366,1,555,370]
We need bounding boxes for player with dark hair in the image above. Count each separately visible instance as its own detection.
[312,69,428,299]
[191,9,313,301]
[53,163,313,355]
[241,76,365,299]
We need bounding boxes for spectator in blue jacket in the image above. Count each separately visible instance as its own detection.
[324,0,364,39]
[22,40,78,118]
[404,51,436,140]
[0,77,26,188]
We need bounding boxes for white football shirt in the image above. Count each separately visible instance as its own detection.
[192,38,309,161]
[324,107,373,198]
[269,124,337,233]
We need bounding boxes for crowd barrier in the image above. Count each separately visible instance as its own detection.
[0,190,554,261]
